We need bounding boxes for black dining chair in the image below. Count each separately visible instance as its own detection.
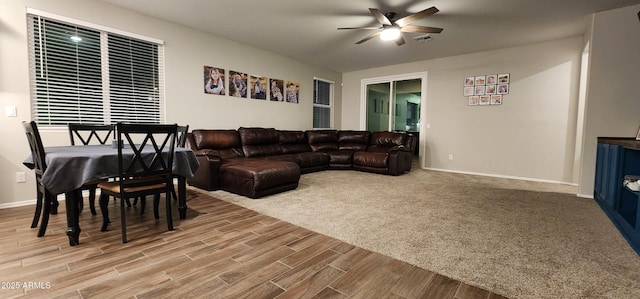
[133,124,188,208]
[68,123,116,215]
[98,122,178,243]
[22,121,58,237]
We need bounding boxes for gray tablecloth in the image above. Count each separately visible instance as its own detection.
[23,145,200,195]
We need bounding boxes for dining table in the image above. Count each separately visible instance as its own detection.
[23,144,200,246]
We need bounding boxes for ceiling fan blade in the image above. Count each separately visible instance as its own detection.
[369,8,392,26]
[356,31,381,44]
[338,26,382,30]
[394,6,439,27]
[395,35,406,46]
[400,25,443,34]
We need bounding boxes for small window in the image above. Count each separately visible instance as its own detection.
[27,12,165,126]
[313,78,333,129]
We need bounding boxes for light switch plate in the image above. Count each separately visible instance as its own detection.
[6,106,17,117]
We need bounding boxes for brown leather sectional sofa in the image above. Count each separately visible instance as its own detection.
[186,127,416,198]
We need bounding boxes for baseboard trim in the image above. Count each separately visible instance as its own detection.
[422,167,578,188]
[0,194,69,209]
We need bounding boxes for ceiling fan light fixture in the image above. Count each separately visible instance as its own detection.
[380,27,401,41]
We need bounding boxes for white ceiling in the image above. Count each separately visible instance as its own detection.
[96,0,640,73]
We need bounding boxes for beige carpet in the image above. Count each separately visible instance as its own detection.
[194,167,640,299]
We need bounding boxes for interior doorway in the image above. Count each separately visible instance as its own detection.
[360,72,427,163]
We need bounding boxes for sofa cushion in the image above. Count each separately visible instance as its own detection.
[239,127,281,157]
[338,130,369,151]
[367,131,406,153]
[279,130,311,154]
[220,157,300,198]
[353,151,388,168]
[191,129,243,159]
[306,130,338,152]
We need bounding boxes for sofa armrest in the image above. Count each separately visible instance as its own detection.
[387,150,413,176]
[186,154,222,191]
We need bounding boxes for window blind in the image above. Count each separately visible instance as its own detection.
[28,14,164,126]
[313,79,333,129]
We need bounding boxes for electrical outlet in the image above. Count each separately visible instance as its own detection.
[448,154,453,161]
[16,172,26,183]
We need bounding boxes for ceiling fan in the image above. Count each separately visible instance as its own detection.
[338,7,443,46]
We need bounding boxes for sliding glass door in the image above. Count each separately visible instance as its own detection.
[365,78,421,134]
[362,73,426,162]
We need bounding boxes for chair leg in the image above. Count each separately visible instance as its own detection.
[37,191,53,237]
[166,191,174,231]
[171,184,178,202]
[89,187,97,215]
[31,188,43,228]
[153,194,160,219]
[51,197,59,215]
[121,198,128,243]
[78,192,84,213]
[140,197,146,215]
[99,193,110,232]
[125,198,132,207]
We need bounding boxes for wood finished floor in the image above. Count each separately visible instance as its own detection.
[0,190,508,299]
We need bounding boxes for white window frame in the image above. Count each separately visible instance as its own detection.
[26,8,166,127]
[312,77,334,129]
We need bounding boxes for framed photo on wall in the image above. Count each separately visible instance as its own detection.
[491,94,503,105]
[203,66,225,95]
[269,78,284,101]
[250,75,267,100]
[285,81,299,103]
[229,70,248,98]
[486,74,497,85]
[464,86,474,96]
[497,84,509,94]
[464,76,475,86]
[498,73,510,84]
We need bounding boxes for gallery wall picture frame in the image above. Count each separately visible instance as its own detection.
[491,94,503,105]
[468,96,479,106]
[464,86,474,96]
[486,85,496,94]
[475,75,486,86]
[203,66,226,95]
[464,76,475,86]
[250,75,267,100]
[269,78,284,101]
[486,74,497,85]
[474,85,485,96]
[479,95,490,105]
[497,84,509,94]
[229,70,248,98]
[285,80,299,103]
[498,73,510,84]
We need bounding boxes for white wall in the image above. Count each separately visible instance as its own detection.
[578,4,640,196]
[0,0,341,206]
[342,37,583,184]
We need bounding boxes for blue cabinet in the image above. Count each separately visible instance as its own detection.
[595,138,640,254]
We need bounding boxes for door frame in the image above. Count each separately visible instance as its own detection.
[360,72,427,167]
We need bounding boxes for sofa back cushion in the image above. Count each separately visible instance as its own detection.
[306,130,338,152]
[367,131,406,152]
[338,131,370,151]
[279,130,311,154]
[191,129,243,158]
[238,127,282,157]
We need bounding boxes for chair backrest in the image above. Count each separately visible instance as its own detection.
[23,121,47,176]
[176,125,189,147]
[116,123,177,195]
[68,123,115,145]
